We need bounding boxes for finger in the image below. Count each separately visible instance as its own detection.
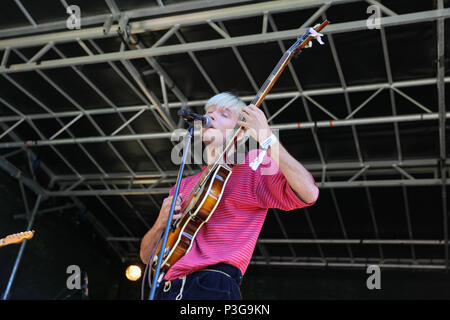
[173,213,183,220]
[242,106,256,115]
[240,111,253,122]
[237,120,249,128]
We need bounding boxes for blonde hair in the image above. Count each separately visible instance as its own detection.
[204,92,246,115]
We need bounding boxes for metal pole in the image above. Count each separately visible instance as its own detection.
[436,0,448,270]
[250,260,447,271]
[45,178,450,197]
[1,0,352,40]
[0,77,448,124]
[0,112,448,149]
[2,194,42,300]
[105,237,448,245]
[51,157,446,186]
[149,124,195,300]
[0,156,47,198]
[1,4,448,54]
[0,0,357,49]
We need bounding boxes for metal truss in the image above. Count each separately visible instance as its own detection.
[0,0,448,274]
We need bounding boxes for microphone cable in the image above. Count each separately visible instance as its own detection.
[140,232,162,300]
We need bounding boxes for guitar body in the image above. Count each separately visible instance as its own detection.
[152,164,232,275]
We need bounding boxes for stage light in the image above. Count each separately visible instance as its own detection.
[125,264,142,281]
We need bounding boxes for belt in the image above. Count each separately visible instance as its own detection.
[198,263,242,286]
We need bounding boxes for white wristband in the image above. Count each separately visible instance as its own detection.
[260,133,277,150]
[249,134,278,171]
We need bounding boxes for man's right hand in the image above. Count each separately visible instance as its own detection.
[156,193,183,230]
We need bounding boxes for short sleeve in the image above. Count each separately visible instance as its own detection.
[253,150,318,210]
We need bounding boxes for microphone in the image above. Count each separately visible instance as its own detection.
[177,109,212,128]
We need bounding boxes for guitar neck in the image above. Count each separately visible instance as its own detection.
[250,50,293,109]
[249,21,329,110]
[226,50,294,158]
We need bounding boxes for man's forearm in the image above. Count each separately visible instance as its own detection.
[140,222,163,264]
[268,140,319,204]
[140,194,183,264]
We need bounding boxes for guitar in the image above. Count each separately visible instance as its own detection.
[0,230,35,248]
[152,20,330,277]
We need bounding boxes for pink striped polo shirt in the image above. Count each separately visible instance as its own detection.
[164,149,318,281]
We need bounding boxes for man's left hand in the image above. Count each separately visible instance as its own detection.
[237,104,272,143]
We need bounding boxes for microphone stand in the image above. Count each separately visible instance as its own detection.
[148,119,196,300]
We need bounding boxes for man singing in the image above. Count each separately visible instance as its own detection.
[140,92,319,300]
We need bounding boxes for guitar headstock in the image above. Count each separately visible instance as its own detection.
[3,230,35,246]
[288,20,330,55]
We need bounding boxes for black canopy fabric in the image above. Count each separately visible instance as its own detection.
[0,0,449,271]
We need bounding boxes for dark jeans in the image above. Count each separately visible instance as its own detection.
[154,263,242,300]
